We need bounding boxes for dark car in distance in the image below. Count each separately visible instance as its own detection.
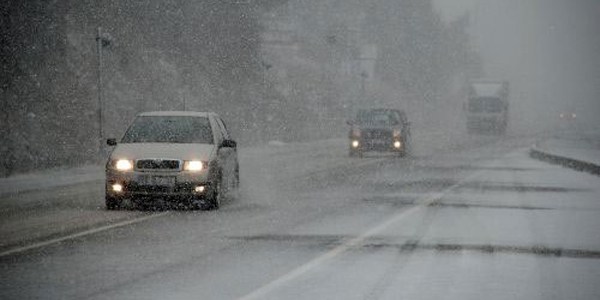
[347,108,411,157]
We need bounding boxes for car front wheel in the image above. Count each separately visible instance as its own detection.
[105,195,122,210]
[206,177,222,210]
[349,149,363,158]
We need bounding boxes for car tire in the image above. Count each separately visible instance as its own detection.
[393,150,406,158]
[206,176,222,210]
[401,139,411,157]
[349,149,363,158]
[105,195,121,210]
[188,197,204,210]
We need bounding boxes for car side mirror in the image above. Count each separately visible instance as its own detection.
[107,138,117,146]
[221,139,237,148]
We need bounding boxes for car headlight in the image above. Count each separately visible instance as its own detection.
[115,159,133,171]
[184,160,205,172]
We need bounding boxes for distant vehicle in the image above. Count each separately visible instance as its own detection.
[559,112,577,120]
[105,111,239,210]
[347,108,411,157]
[558,111,578,130]
[464,80,509,134]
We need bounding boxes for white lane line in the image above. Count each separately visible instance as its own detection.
[239,172,480,300]
[0,212,169,258]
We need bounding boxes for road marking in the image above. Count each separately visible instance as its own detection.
[239,172,480,300]
[0,212,169,258]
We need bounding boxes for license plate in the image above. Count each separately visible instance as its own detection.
[369,140,386,146]
[136,175,176,187]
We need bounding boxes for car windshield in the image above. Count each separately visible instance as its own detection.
[356,110,399,126]
[121,116,213,144]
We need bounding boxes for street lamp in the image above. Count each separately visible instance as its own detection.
[360,71,368,100]
[96,27,112,144]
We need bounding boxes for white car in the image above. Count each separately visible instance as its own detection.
[105,111,239,210]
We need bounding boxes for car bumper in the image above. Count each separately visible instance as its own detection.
[106,170,213,199]
[350,138,404,152]
[467,116,505,128]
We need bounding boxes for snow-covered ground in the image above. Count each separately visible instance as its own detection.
[1,131,599,299]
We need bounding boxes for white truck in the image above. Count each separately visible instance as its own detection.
[464,80,509,134]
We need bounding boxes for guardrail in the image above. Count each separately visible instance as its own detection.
[529,147,600,176]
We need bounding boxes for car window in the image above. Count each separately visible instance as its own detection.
[216,118,230,140]
[121,116,213,144]
[357,110,398,126]
[210,116,223,143]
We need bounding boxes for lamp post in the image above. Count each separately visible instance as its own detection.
[360,71,368,100]
[96,27,111,146]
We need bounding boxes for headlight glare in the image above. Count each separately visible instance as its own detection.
[115,159,133,171]
[184,160,204,172]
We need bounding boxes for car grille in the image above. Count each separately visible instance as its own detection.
[363,129,392,139]
[136,159,181,171]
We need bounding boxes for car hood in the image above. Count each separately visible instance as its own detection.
[109,143,216,161]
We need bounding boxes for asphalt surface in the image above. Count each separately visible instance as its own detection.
[1,132,599,299]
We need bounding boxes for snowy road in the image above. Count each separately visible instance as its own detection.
[1,132,599,299]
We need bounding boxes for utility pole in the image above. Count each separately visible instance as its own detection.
[96,27,104,140]
[96,27,112,152]
[360,71,368,101]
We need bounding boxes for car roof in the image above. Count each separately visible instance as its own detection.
[137,111,214,118]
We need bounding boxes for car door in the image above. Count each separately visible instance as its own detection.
[208,116,226,185]
[214,116,236,190]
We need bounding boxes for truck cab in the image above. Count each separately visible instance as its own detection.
[465,80,509,134]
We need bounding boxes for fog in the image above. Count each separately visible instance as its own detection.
[1,0,598,175]
[435,0,600,131]
[2,3,600,298]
